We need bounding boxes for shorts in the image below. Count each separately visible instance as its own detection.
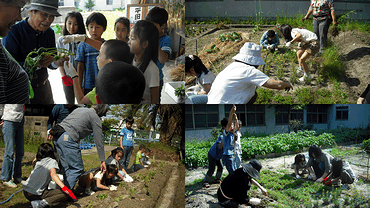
[301,41,319,55]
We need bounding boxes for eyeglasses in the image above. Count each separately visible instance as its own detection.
[37,11,55,20]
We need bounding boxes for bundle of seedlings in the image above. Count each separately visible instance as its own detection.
[24,47,74,80]
[170,63,185,81]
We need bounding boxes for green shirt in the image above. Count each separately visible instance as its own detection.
[134,151,142,165]
[87,87,96,104]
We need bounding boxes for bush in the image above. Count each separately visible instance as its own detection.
[362,139,370,154]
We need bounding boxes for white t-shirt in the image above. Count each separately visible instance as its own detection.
[234,131,242,155]
[22,157,59,195]
[197,70,216,91]
[133,60,159,104]
[93,171,105,180]
[291,28,318,43]
[207,62,270,104]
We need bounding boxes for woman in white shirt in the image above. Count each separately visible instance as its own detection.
[280,24,319,82]
[185,55,216,104]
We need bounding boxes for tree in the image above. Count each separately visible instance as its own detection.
[85,0,95,11]
[101,118,120,136]
[108,105,151,130]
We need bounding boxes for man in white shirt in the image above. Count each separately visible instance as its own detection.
[207,42,293,104]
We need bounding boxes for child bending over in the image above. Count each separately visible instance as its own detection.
[105,147,133,182]
[291,153,308,179]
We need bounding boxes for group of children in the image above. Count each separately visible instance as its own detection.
[22,117,151,208]
[57,6,172,104]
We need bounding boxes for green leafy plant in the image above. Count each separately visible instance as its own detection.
[205,44,220,53]
[218,32,242,42]
[129,187,136,199]
[87,200,94,208]
[24,47,74,80]
[175,84,185,97]
[362,138,370,154]
[146,187,151,197]
[96,193,108,200]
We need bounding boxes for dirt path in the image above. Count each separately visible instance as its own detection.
[185,145,370,207]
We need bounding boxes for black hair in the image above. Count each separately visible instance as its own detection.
[62,11,86,36]
[279,24,293,42]
[103,40,134,64]
[86,12,107,30]
[106,164,118,175]
[126,117,134,124]
[91,104,109,117]
[115,17,130,32]
[110,147,124,157]
[1,0,29,6]
[36,143,56,163]
[132,20,158,73]
[185,55,209,75]
[139,144,146,150]
[267,30,275,38]
[95,62,145,104]
[332,158,343,178]
[308,145,322,158]
[145,6,168,26]
[220,118,228,128]
[294,154,306,165]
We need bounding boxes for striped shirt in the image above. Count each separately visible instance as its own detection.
[0,44,29,103]
[76,41,105,89]
[157,35,172,80]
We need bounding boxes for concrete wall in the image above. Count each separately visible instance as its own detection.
[185,1,370,21]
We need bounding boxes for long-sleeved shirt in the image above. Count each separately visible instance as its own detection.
[47,104,79,130]
[59,108,105,161]
[306,152,333,174]
[260,31,280,47]
[2,17,56,86]
[1,104,25,122]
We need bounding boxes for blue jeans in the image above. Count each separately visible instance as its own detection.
[222,155,235,175]
[189,94,208,104]
[235,153,242,169]
[53,132,84,189]
[120,146,133,171]
[1,119,25,181]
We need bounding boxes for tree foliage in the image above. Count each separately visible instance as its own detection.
[85,0,95,11]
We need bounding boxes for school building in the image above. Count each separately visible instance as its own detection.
[60,0,159,11]
[185,0,370,21]
[185,104,370,141]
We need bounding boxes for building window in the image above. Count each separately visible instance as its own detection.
[247,105,265,126]
[336,106,349,120]
[275,105,304,125]
[185,105,219,129]
[59,0,64,6]
[307,105,328,124]
[106,0,113,5]
[224,104,246,127]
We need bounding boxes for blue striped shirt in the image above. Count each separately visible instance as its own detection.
[75,41,105,89]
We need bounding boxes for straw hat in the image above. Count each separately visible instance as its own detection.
[28,0,61,17]
[232,42,265,65]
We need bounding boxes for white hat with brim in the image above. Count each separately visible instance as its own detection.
[232,42,265,65]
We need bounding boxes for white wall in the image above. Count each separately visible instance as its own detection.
[185,1,370,21]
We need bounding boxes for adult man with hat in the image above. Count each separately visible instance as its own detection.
[217,159,267,207]
[207,42,293,104]
[2,0,68,104]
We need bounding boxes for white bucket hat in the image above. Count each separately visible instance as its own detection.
[232,42,265,65]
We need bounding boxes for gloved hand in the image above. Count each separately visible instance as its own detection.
[285,41,292,48]
[295,174,301,179]
[62,75,73,86]
[62,34,86,45]
[109,185,117,191]
[325,181,332,186]
[124,174,134,182]
[64,61,78,79]
[267,45,273,50]
[249,198,261,205]
[62,186,77,201]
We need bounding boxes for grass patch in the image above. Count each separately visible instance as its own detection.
[255,87,274,104]
[294,87,313,104]
[146,142,177,154]
[319,45,345,82]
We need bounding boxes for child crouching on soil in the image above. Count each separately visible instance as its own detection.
[23,143,77,208]
[322,158,356,190]
[260,29,280,52]
[131,144,147,172]
[74,164,119,196]
[291,153,308,179]
[105,147,133,182]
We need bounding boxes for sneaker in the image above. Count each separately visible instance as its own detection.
[13,178,25,184]
[202,182,210,188]
[85,187,95,196]
[2,180,17,188]
[31,200,41,208]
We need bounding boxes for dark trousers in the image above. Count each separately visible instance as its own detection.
[62,82,75,104]
[206,152,223,179]
[313,17,332,51]
[23,189,68,206]
[120,146,133,171]
[217,188,249,207]
[30,80,54,104]
[312,160,325,178]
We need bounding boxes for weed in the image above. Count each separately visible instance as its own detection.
[185,190,193,197]
[319,45,345,82]
[148,170,156,178]
[129,187,136,199]
[255,88,274,104]
[290,68,298,84]
[146,187,151,197]
[87,200,94,208]
[273,94,294,104]
[96,193,108,200]
[113,197,120,202]
[119,181,128,188]
[294,87,313,104]
[205,44,220,53]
